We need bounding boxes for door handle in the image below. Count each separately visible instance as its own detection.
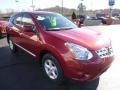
[19,33,23,35]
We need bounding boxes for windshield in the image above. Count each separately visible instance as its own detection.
[34,13,78,30]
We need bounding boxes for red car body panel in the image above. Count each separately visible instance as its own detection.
[0,21,8,36]
[47,28,110,50]
[6,11,114,81]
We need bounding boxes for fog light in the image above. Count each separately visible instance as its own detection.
[80,73,91,81]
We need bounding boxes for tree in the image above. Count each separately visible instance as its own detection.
[72,11,76,19]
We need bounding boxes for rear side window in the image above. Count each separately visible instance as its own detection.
[13,14,23,27]
[13,14,22,26]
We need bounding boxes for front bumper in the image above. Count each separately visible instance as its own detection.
[64,56,114,81]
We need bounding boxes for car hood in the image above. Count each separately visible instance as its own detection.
[48,27,110,50]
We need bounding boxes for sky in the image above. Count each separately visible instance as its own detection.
[0,0,119,13]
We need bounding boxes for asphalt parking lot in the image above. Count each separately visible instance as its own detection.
[86,25,120,90]
[0,38,99,90]
[0,25,120,90]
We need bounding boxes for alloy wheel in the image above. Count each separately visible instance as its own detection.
[44,59,58,80]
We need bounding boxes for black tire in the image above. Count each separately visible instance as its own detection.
[8,38,17,53]
[0,31,2,39]
[42,53,64,84]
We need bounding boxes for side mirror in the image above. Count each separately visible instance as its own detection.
[23,25,33,32]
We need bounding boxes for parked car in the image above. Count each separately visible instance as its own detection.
[0,17,9,38]
[78,15,86,27]
[0,20,8,38]
[87,16,98,20]
[6,11,114,84]
[98,17,114,25]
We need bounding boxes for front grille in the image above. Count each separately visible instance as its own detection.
[96,46,113,58]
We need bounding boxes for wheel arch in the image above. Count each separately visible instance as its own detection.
[38,48,67,75]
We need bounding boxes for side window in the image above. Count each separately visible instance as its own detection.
[13,14,22,26]
[22,14,34,26]
[36,15,51,29]
[22,14,36,31]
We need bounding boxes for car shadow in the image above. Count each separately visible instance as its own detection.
[0,46,99,90]
[0,36,6,39]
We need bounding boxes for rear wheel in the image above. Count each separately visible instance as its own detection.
[0,31,2,38]
[8,38,17,53]
[42,53,64,84]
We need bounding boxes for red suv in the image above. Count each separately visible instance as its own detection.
[6,11,114,83]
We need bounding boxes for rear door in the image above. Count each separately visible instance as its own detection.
[9,13,23,45]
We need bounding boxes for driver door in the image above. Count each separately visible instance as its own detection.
[20,13,40,57]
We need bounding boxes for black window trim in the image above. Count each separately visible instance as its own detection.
[12,13,23,27]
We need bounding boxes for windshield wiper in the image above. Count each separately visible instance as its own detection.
[47,27,73,31]
[61,27,73,30]
[47,28,61,31]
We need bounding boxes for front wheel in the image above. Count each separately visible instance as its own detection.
[42,53,64,84]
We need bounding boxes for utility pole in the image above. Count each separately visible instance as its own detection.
[110,6,113,17]
[108,0,115,17]
[61,0,63,15]
[31,0,35,11]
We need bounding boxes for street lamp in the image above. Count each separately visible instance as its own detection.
[15,0,20,12]
[15,0,19,3]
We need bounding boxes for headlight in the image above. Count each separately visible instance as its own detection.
[65,42,93,60]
